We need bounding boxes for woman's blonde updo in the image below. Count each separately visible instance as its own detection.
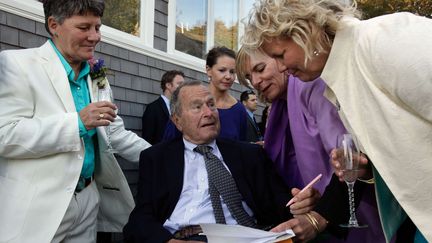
[242,0,360,65]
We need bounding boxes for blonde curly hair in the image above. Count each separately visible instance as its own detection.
[242,0,360,65]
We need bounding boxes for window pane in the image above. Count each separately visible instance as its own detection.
[214,0,238,50]
[175,0,207,59]
[244,0,256,16]
[102,0,141,36]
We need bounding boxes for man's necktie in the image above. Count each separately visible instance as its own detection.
[194,145,256,227]
[252,116,263,140]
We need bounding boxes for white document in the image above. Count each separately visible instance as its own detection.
[200,223,295,243]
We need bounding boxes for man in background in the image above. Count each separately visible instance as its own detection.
[141,70,184,144]
[240,90,263,143]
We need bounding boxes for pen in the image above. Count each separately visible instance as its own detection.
[286,174,322,207]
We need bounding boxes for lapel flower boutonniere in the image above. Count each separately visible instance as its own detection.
[89,58,109,89]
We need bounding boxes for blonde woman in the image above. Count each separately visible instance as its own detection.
[243,0,432,241]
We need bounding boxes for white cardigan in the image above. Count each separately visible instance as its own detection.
[321,13,432,242]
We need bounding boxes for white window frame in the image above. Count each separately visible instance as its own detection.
[0,0,154,46]
[0,0,250,73]
[0,0,205,72]
[238,0,250,48]
[167,0,251,65]
[166,0,206,68]
[0,0,44,22]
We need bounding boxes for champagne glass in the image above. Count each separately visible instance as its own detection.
[98,87,117,153]
[337,134,367,228]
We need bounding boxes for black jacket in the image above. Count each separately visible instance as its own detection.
[141,96,170,145]
[123,138,293,242]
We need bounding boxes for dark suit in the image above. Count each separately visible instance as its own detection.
[245,114,262,142]
[141,96,170,145]
[123,138,293,243]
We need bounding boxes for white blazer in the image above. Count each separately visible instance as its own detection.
[321,14,432,241]
[0,41,151,243]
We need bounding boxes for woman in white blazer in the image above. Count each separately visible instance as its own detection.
[0,0,150,242]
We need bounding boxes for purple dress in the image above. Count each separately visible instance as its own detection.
[218,101,247,141]
[265,76,386,242]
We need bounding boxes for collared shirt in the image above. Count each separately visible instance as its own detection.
[50,40,96,179]
[246,109,255,121]
[246,109,263,141]
[163,138,254,233]
[161,94,171,115]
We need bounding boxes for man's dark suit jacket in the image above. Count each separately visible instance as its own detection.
[123,138,293,243]
[245,115,262,142]
[141,96,169,145]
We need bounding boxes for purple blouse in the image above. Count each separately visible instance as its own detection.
[218,101,247,141]
[265,76,387,243]
[266,76,345,193]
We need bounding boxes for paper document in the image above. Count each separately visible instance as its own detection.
[200,223,295,243]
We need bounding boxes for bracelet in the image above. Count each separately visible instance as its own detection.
[305,213,320,233]
[357,177,375,184]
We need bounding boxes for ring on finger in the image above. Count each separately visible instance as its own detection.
[99,113,105,119]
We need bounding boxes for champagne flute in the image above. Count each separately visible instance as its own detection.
[337,134,367,228]
[98,87,117,153]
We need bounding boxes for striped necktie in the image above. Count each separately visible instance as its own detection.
[194,145,256,227]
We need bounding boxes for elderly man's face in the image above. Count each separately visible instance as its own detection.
[49,13,101,67]
[173,85,220,144]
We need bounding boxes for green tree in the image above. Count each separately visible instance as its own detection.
[175,23,207,58]
[357,0,432,19]
[214,19,238,50]
[102,0,140,36]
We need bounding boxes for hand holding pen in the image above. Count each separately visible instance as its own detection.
[286,174,322,215]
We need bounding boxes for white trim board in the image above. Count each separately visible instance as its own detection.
[0,0,206,73]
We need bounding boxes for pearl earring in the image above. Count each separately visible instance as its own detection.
[313,50,320,56]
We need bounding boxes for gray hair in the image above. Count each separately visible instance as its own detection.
[39,0,105,36]
[242,0,360,65]
[170,80,203,117]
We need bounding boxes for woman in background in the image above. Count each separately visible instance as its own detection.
[206,46,247,140]
[164,46,247,141]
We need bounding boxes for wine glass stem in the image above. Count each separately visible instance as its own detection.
[105,126,113,150]
[347,181,359,226]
